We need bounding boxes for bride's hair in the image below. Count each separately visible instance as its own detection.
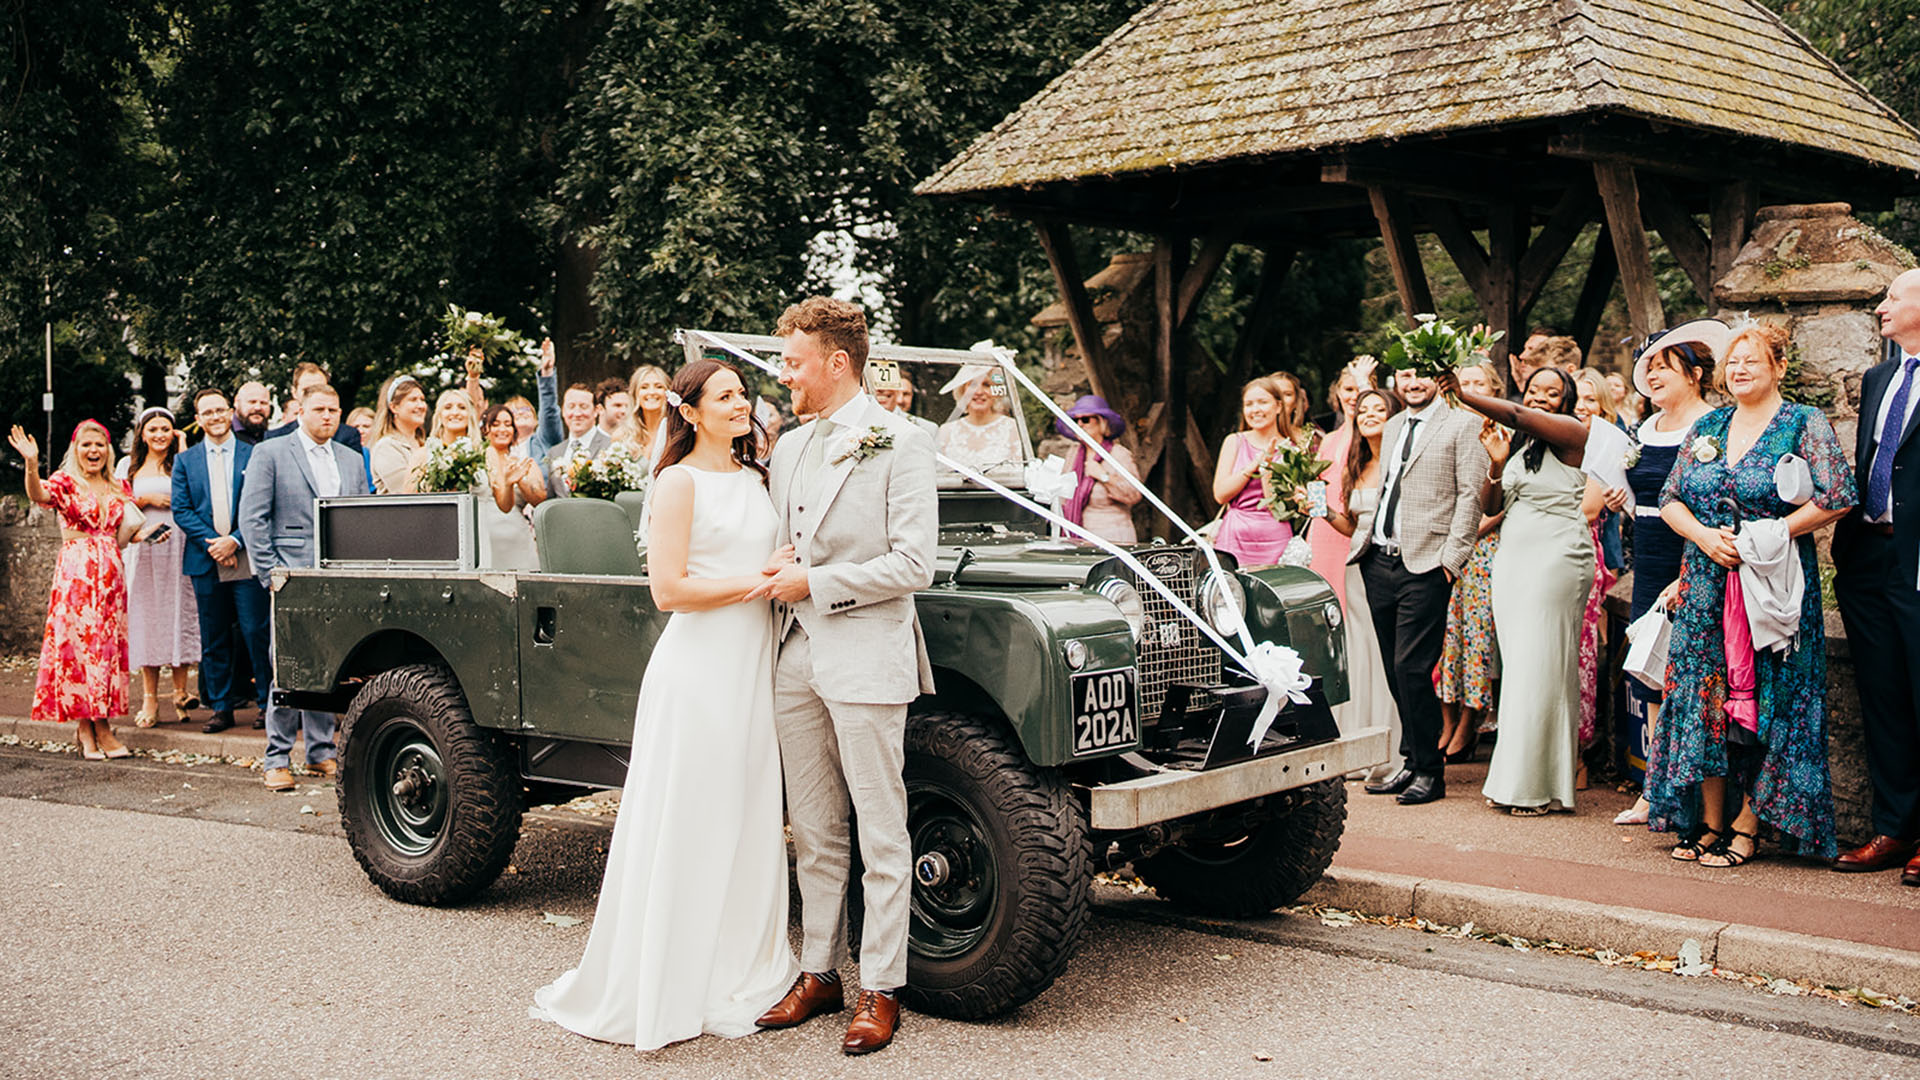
[654,358,769,484]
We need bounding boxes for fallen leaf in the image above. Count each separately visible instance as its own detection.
[1253,1052,1273,1062]
[1212,954,1233,961]
[299,805,316,815]
[542,912,583,927]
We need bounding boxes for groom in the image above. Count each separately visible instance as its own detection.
[753,297,937,1055]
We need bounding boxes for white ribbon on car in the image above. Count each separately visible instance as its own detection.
[686,329,1310,746]
[1023,454,1077,540]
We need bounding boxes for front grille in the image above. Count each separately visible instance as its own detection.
[1118,550,1223,723]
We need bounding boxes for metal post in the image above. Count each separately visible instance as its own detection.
[43,275,53,473]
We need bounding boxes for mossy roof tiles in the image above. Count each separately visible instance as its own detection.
[917,0,1920,196]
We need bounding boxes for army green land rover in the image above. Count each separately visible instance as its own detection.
[272,332,1386,1020]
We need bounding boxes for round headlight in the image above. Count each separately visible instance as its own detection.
[1199,570,1247,637]
[1094,577,1145,642]
[1323,600,1343,630]
[1063,640,1089,670]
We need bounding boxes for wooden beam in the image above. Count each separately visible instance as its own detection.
[1176,225,1238,330]
[1593,161,1665,341]
[1035,220,1125,406]
[1517,184,1598,314]
[1227,246,1296,387]
[1154,237,1187,524]
[1638,176,1713,306]
[1367,186,1434,323]
[1709,180,1757,289]
[1484,203,1527,367]
[1572,223,1619,359]
[1324,149,1528,206]
[1418,198,1490,302]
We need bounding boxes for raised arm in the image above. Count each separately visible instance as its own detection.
[6,426,47,505]
[1441,371,1587,464]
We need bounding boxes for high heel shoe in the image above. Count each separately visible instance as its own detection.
[1444,728,1480,765]
[75,721,105,761]
[172,692,200,714]
[134,703,160,728]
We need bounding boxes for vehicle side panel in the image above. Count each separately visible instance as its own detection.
[514,575,667,743]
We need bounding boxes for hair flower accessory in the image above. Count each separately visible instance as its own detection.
[665,390,683,408]
[1691,435,1721,463]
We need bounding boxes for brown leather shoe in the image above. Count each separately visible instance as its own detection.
[1905,852,1920,888]
[841,989,900,1055]
[308,758,339,780]
[1832,835,1916,873]
[263,767,296,791]
[755,973,844,1029]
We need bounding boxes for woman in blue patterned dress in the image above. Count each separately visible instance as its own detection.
[1651,325,1855,866]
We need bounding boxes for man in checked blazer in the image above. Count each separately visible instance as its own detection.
[1352,367,1489,805]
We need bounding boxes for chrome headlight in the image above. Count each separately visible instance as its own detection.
[1063,640,1089,670]
[1198,570,1246,637]
[1323,600,1343,630]
[1094,577,1145,642]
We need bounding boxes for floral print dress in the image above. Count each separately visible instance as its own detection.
[1437,530,1500,711]
[1649,404,1854,858]
[32,472,130,723]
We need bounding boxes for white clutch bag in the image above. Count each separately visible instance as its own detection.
[1774,453,1814,505]
[1622,599,1672,691]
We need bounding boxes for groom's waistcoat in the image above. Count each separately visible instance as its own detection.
[771,394,938,705]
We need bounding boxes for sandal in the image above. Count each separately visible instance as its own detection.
[1699,828,1759,869]
[1613,798,1650,826]
[173,693,201,713]
[1509,805,1552,817]
[1670,828,1722,862]
[75,721,105,761]
[134,704,160,729]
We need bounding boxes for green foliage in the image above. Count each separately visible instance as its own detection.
[1380,315,1502,378]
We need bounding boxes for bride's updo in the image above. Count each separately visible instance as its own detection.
[653,358,769,484]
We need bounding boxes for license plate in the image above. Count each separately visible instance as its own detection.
[1071,669,1139,756]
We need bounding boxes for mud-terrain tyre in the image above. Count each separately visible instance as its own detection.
[1133,779,1346,917]
[338,664,522,906]
[901,711,1090,1020]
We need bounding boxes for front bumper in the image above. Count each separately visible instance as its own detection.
[1084,726,1390,831]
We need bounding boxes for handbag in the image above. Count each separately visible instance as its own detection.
[1622,598,1672,691]
[115,499,147,548]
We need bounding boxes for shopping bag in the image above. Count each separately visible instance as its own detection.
[1622,599,1671,691]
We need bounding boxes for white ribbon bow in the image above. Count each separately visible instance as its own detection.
[1024,454,1078,505]
[1241,642,1313,748]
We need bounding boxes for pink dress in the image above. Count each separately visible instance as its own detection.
[1214,435,1293,569]
[1306,423,1352,607]
[33,473,130,723]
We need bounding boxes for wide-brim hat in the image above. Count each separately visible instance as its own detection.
[1055,394,1126,439]
[1634,319,1733,398]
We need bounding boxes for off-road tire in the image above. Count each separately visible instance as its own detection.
[338,664,522,906]
[1133,779,1346,917]
[901,710,1090,1020]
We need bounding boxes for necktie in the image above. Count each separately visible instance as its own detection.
[310,444,340,498]
[1867,356,1919,519]
[1380,417,1422,542]
[209,445,232,536]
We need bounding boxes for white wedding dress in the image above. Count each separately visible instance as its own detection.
[532,463,797,1050]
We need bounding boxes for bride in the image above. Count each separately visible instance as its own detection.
[532,358,798,1050]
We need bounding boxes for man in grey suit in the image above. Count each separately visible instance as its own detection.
[752,297,937,1055]
[1352,368,1488,805]
[237,382,370,791]
[543,382,613,497]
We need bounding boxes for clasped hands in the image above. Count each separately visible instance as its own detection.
[206,535,241,568]
[745,544,807,602]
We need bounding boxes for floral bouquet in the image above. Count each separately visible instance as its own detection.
[565,442,651,502]
[416,436,485,494]
[1380,314,1503,399]
[442,305,536,371]
[1255,441,1332,532]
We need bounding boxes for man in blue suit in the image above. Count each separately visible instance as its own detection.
[173,388,272,735]
[238,382,370,791]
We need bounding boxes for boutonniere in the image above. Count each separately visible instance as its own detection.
[830,425,893,466]
[1690,435,1721,463]
[1622,441,1642,469]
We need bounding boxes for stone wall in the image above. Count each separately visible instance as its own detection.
[0,495,61,654]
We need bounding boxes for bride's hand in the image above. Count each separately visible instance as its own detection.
[762,544,796,575]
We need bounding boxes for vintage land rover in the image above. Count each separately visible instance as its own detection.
[272,332,1386,1020]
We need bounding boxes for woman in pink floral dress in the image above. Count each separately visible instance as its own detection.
[9,422,133,759]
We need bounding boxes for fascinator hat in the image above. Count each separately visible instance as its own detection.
[1634,319,1731,398]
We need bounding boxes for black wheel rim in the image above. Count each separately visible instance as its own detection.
[907,779,999,961]
[366,716,448,858]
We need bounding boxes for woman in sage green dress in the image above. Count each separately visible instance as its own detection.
[1444,368,1596,814]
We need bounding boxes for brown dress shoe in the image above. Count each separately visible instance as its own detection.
[1832,835,1916,873]
[1905,853,1920,888]
[842,989,900,1055]
[309,759,339,780]
[263,767,296,791]
[755,973,844,1029]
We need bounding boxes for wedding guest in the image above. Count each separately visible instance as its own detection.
[172,388,272,736]
[1832,269,1920,878]
[1212,376,1298,568]
[1538,335,1583,374]
[477,403,543,570]
[1612,323,1723,826]
[345,407,376,445]
[593,377,635,443]
[1309,357,1379,606]
[1651,324,1853,866]
[1509,330,1550,401]
[513,337,566,468]
[1572,367,1622,786]
[114,406,201,727]
[546,383,613,497]
[1324,386,1403,780]
[369,374,430,495]
[1266,370,1312,435]
[238,383,369,790]
[627,365,671,459]
[1607,370,1645,427]
[430,387,475,444]
[1436,360,1506,765]
[938,371,1023,470]
[1056,395,1141,545]
[266,362,364,453]
[1355,367,1488,805]
[8,421,133,759]
[231,381,274,445]
[873,377,938,438]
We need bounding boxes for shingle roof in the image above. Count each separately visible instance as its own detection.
[917,0,1920,196]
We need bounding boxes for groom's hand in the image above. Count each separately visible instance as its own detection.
[753,564,811,602]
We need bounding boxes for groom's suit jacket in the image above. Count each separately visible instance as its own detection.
[770,392,938,705]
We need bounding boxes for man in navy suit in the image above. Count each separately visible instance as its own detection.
[1834,268,1920,883]
[238,382,370,791]
[173,388,272,735]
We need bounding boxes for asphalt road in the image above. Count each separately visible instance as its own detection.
[4,745,1918,1079]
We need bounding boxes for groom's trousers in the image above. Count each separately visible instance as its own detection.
[773,627,912,991]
